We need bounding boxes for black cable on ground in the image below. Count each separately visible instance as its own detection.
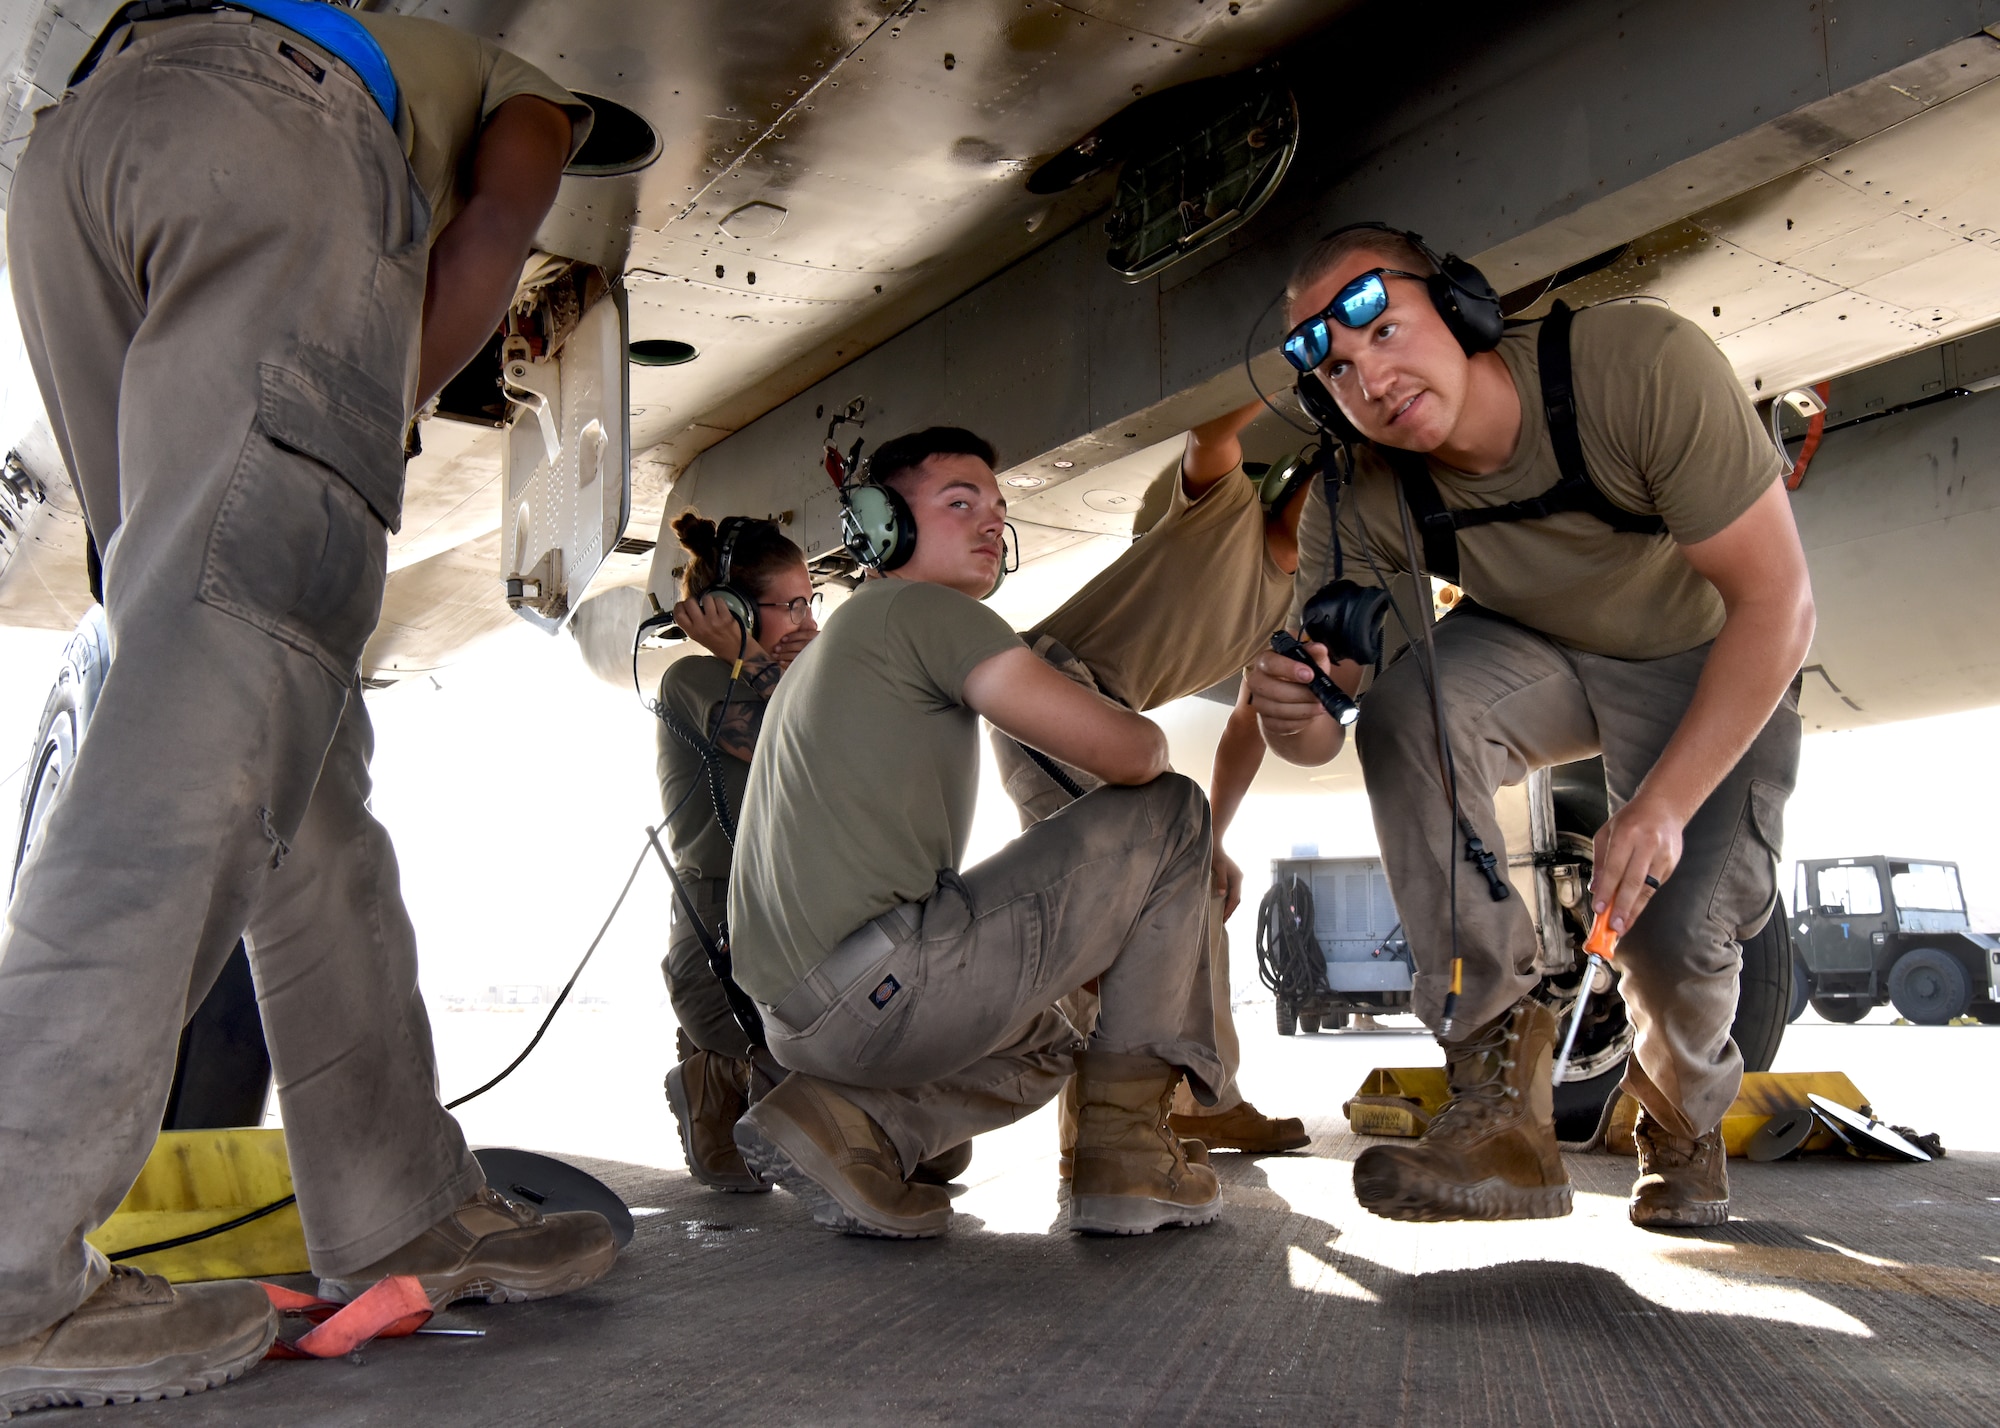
[106,1193,299,1264]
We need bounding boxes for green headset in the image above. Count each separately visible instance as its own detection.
[838,464,1017,598]
[699,516,760,639]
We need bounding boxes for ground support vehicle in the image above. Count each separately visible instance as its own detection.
[1790,856,2000,1025]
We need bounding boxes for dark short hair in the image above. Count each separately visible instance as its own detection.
[865,426,998,492]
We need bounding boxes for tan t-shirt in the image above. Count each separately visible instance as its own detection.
[1032,463,1294,710]
[357,14,593,240]
[729,579,1025,1005]
[1292,303,1781,660]
[655,656,752,885]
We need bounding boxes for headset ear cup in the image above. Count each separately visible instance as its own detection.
[1428,259,1504,355]
[839,483,918,572]
[701,584,757,641]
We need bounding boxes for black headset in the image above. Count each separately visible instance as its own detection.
[700,516,760,638]
[1294,223,1506,445]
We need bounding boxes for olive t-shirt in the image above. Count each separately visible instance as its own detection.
[357,14,593,240]
[1293,303,1782,660]
[1032,463,1293,710]
[729,579,1025,1004]
[655,656,751,885]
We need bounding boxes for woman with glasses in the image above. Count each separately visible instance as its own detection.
[655,510,820,1192]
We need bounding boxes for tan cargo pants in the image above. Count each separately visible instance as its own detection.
[756,776,1222,1175]
[665,877,755,1059]
[991,637,1245,1116]
[0,14,482,1343]
[1354,611,1801,1140]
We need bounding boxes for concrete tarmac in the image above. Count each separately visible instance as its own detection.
[66,1015,2000,1427]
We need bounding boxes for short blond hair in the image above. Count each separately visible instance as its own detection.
[1286,227,1434,311]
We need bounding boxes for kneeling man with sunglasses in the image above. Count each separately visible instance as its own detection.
[728,427,1227,1238]
[1246,225,1813,1229]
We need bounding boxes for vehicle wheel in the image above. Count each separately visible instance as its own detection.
[1275,1000,1296,1036]
[1320,1010,1351,1030]
[1787,953,1811,1024]
[1732,902,1793,1073]
[1298,1013,1321,1034]
[1811,995,1870,1024]
[1887,946,1972,1025]
[7,609,108,899]
[1971,1001,2000,1026]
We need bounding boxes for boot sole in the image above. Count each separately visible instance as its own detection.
[1069,1192,1222,1236]
[1355,1164,1573,1223]
[0,1313,276,1417]
[733,1110,949,1240]
[1629,1198,1729,1229]
[666,1066,772,1194]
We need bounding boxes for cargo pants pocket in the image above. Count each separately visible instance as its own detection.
[1707,777,1790,940]
[197,354,402,680]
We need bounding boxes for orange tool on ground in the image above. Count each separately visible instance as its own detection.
[1553,910,1618,1085]
[259,1276,433,1360]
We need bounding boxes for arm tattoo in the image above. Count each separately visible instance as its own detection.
[705,654,782,762]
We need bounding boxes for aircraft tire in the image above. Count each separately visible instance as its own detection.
[1811,995,1871,1024]
[1731,905,1793,1074]
[1970,1001,2000,1026]
[7,609,107,900]
[1887,946,1972,1025]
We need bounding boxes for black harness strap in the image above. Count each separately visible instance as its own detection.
[1385,301,1667,585]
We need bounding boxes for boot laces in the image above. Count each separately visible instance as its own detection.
[1635,1112,1711,1171]
[1432,1022,1520,1134]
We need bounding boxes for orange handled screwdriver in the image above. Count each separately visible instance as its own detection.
[1553,909,1618,1085]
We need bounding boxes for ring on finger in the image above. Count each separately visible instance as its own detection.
[1643,874,1663,891]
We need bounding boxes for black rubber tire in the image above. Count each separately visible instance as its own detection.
[1298,1013,1322,1034]
[1732,903,1793,1073]
[1812,995,1871,1024]
[9,656,88,900]
[1887,946,1972,1025]
[1787,953,1811,1024]
[1971,1001,2000,1026]
[1320,1010,1351,1030]
[1275,1000,1296,1036]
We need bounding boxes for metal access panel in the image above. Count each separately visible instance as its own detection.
[1270,855,1413,994]
[501,289,631,632]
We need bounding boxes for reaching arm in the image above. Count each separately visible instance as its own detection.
[1181,399,1264,499]
[1207,680,1266,917]
[416,95,573,405]
[963,646,1169,787]
[1590,480,1815,932]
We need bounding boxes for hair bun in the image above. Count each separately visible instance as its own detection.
[671,509,719,562]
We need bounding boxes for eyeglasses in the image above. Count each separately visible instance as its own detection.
[757,592,824,624]
[1281,269,1425,373]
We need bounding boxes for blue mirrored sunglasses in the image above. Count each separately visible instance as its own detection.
[1281,268,1426,373]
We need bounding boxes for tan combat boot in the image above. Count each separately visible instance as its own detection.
[1059,1073,1208,1182]
[1169,1100,1310,1154]
[1352,995,1572,1222]
[1630,1107,1729,1228]
[317,1187,619,1308]
[733,1074,951,1238]
[666,1051,770,1193]
[1069,1051,1222,1235]
[0,1267,276,1417]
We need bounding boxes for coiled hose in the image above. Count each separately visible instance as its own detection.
[1257,875,1332,1006]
